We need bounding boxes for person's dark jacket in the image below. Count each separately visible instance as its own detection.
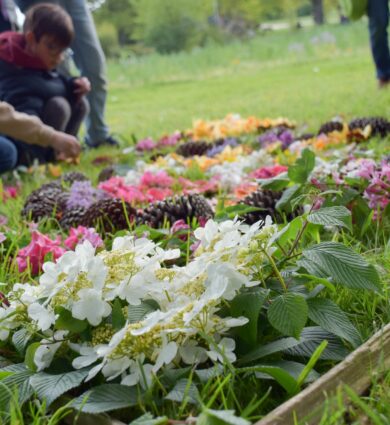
[0,31,75,117]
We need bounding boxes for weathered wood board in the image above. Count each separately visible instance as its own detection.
[255,323,390,425]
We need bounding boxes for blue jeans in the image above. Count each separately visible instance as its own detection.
[0,136,17,174]
[16,0,110,145]
[368,0,390,81]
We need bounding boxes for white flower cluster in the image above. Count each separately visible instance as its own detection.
[0,218,276,386]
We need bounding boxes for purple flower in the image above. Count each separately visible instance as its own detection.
[0,232,6,244]
[258,128,294,149]
[207,138,238,157]
[66,181,107,210]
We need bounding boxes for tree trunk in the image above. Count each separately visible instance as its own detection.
[311,0,324,25]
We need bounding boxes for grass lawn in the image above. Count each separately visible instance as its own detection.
[105,21,390,141]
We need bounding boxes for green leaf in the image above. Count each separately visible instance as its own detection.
[272,216,303,247]
[199,408,251,425]
[294,340,327,392]
[111,299,126,330]
[275,184,301,212]
[238,337,302,364]
[302,242,381,291]
[24,343,40,372]
[0,366,34,409]
[252,360,319,383]
[307,206,352,231]
[128,301,158,324]
[267,293,308,338]
[129,413,168,425]
[71,384,138,413]
[245,365,298,394]
[195,365,224,383]
[307,298,361,347]
[12,329,31,355]
[288,149,315,184]
[165,379,199,405]
[285,327,349,360]
[230,290,267,346]
[55,307,88,333]
[30,368,90,406]
[257,175,290,191]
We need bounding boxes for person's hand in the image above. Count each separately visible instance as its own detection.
[73,77,91,97]
[51,131,81,161]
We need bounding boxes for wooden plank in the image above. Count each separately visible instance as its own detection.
[256,323,390,425]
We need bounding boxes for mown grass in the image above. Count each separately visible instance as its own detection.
[105,20,390,139]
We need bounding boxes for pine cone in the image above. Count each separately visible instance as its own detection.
[82,198,136,232]
[348,117,390,137]
[138,194,214,228]
[242,189,301,225]
[176,141,211,157]
[317,121,344,135]
[22,182,68,221]
[59,207,87,229]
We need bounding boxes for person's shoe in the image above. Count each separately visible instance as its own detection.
[86,135,121,148]
[378,78,390,89]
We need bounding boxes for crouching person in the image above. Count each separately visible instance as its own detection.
[0,2,90,166]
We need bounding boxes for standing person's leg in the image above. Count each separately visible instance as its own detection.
[0,136,17,174]
[367,0,390,84]
[59,0,117,147]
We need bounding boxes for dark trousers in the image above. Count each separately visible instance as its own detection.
[368,0,390,81]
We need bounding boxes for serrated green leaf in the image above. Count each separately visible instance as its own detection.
[267,293,308,338]
[202,408,251,425]
[195,365,224,382]
[165,379,199,405]
[238,337,301,364]
[129,413,168,425]
[128,301,158,324]
[307,206,352,231]
[230,290,267,346]
[72,384,138,413]
[12,329,31,355]
[307,298,361,347]
[112,298,126,330]
[30,368,90,406]
[288,149,315,184]
[285,327,349,360]
[302,242,381,291]
[55,307,88,333]
[0,366,34,410]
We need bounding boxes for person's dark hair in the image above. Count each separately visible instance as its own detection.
[23,3,74,47]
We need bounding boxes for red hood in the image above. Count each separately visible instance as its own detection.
[0,31,46,70]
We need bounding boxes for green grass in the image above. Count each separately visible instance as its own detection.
[105,21,390,140]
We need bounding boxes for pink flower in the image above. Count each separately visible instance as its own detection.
[16,231,66,275]
[171,219,190,241]
[136,137,157,151]
[64,226,103,250]
[140,171,174,188]
[0,232,6,244]
[145,188,173,202]
[98,177,146,203]
[2,186,18,202]
[0,215,8,227]
[157,132,182,148]
[250,165,288,179]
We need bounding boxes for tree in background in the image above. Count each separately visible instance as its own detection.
[311,0,324,24]
[133,0,212,53]
[93,0,136,45]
